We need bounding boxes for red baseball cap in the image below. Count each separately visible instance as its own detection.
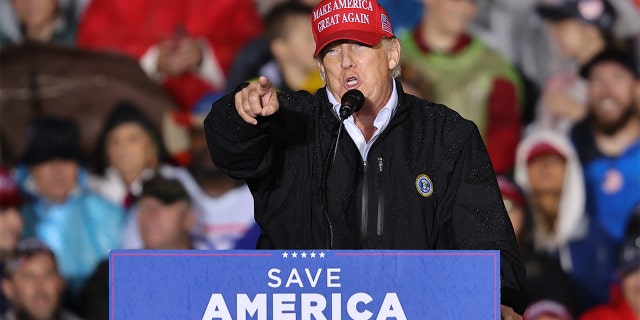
[311,0,394,57]
[526,142,566,164]
[524,300,572,320]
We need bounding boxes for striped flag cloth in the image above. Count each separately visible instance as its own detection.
[381,13,393,35]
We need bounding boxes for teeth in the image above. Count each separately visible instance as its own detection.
[347,78,358,86]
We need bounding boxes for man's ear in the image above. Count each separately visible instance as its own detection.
[316,58,326,82]
[387,38,401,72]
[1,278,15,302]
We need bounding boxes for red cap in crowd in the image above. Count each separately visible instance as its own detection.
[524,300,572,320]
[526,142,566,164]
[311,0,394,57]
[0,167,22,209]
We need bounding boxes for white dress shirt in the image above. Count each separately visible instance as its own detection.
[327,79,398,160]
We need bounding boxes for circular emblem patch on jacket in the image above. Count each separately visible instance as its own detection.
[415,174,434,197]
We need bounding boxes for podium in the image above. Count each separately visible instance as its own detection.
[109,250,499,319]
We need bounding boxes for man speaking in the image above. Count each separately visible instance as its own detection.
[205,0,524,317]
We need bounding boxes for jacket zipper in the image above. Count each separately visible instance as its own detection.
[377,156,384,237]
[361,160,368,248]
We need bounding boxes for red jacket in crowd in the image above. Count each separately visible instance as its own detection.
[77,0,263,109]
[580,285,638,320]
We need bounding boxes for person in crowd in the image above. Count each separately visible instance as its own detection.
[468,0,556,88]
[16,116,124,298]
[76,0,263,110]
[398,0,523,175]
[205,0,525,317]
[515,130,586,260]
[89,102,175,249]
[534,0,618,132]
[523,300,573,320]
[498,175,529,251]
[225,0,320,92]
[0,168,24,314]
[90,102,169,210]
[515,128,616,311]
[161,103,258,250]
[580,207,640,320]
[571,49,640,249]
[258,1,323,93]
[1,238,83,320]
[0,0,77,50]
[499,175,579,316]
[468,0,638,86]
[77,176,195,320]
[135,176,195,250]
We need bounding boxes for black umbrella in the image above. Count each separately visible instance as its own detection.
[0,42,179,163]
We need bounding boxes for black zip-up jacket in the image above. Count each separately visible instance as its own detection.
[205,81,525,311]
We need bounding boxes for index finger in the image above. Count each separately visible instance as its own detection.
[258,76,273,93]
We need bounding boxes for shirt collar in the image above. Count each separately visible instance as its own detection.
[326,79,399,160]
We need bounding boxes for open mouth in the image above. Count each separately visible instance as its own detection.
[344,76,360,89]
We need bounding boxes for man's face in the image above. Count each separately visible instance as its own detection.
[31,159,78,204]
[423,0,476,36]
[621,267,640,315]
[527,153,566,196]
[549,19,591,59]
[106,123,156,179]
[11,0,58,30]
[273,15,317,73]
[588,61,638,135]
[0,207,23,253]
[317,39,400,109]
[1,253,63,320]
[137,197,193,250]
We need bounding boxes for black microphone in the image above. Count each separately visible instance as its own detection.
[322,89,366,249]
[339,89,365,120]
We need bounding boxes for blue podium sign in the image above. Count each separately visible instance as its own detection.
[110,250,499,319]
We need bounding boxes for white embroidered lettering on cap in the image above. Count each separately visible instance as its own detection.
[313,1,373,21]
[317,14,341,32]
[313,3,333,21]
[333,0,373,11]
[342,12,370,24]
[311,0,394,57]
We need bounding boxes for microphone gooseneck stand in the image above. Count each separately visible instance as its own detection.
[321,89,365,249]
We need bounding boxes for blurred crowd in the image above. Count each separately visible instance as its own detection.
[0,0,638,319]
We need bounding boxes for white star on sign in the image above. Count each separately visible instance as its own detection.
[301,252,307,258]
[310,251,316,258]
[282,251,288,258]
[319,252,325,258]
[292,252,298,258]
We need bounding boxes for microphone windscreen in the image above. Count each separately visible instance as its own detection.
[341,89,365,113]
